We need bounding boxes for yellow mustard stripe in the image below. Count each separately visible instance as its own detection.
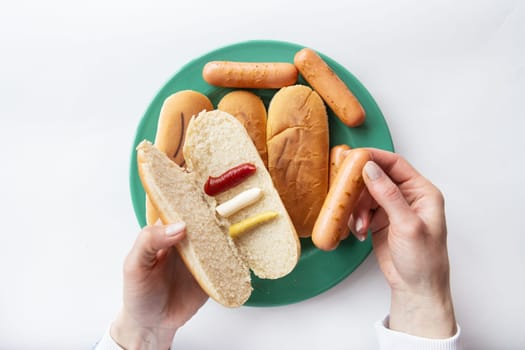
[228,211,279,239]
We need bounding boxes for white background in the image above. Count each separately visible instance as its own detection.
[1,0,524,349]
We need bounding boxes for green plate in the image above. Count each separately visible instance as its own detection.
[129,40,394,307]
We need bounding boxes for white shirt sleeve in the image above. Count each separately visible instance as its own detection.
[96,317,461,349]
[93,324,124,350]
[375,316,462,350]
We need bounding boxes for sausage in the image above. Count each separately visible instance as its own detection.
[335,146,353,241]
[329,144,351,187]
[146,90,213,224]
[329,144,353,240]
[312,149,371,251]
[203,61,298,89]
[294,48,365,127]
[204,163,257,196]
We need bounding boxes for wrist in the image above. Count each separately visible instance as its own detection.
[110,310,177,350]
[389,288,457,339]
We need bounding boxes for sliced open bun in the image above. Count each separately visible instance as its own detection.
[137,141,252,307]
[184,110,301,279]
[137,110,300,306]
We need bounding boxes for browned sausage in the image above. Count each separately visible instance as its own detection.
[294,48,365,127]
[329,144,351,187]
[312,149,371,251]
[203,61,298,89]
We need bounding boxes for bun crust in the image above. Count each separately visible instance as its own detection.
[137,141,252,307]
[267,85,329,237]
[137,110,300,306]
[218,90,268,166]
[146,90,213,225]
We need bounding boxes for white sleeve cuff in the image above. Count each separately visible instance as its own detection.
[375,316,462,350]
[93,324,124,350]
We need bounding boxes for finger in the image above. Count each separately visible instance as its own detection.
[362,161,415,227]
[365,148,422,185]
[348,207,388,242]
[127,222,186,271]
[348,188,377,241]
[366,149,441,217]
[368,207,389,234]
[155,247,172,262]
[347,214,366,241]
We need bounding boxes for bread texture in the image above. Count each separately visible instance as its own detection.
[137,110,301,307]
[267,85,329,237]
[184,110,301,279]
[217,90,268,166]
[146,90,213,225]
[137,141,252,307]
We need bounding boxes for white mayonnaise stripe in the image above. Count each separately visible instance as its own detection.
[216,187,264,217]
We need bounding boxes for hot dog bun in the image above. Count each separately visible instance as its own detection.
[146,90,213,224]
[267,85,329,237]
[137,141,252,307]
[217,91,268,166]
[137,110,300,306]
[184,110,300,279]
[155,90,213,165]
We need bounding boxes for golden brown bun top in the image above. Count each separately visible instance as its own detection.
[267,85,329,237]
[146,90,213,224]
[155,90,213,165]
[217,90,268,166]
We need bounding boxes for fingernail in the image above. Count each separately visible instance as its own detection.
[165,222,186,237]
[354,218,367,242]
[355,217,363,234]
[364,161,382,181]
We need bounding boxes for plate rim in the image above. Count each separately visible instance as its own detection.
[129,39,394,307]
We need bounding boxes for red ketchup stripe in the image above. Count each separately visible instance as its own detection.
[204,163,257,196]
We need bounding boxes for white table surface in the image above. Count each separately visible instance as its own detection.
[1,0,524,348]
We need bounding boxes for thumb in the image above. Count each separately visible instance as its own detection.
[362,161,413,227]
[129,221,187,270]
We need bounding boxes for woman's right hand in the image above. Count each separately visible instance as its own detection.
[110,221,208,349]
[349,149,457,339]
